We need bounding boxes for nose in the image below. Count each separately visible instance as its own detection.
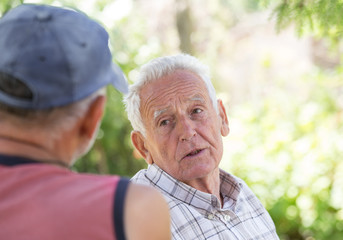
[177,116,196,142]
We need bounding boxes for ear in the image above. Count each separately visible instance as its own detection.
[217,99,230,137]
[131,131,153,165]
[79,95,106,140]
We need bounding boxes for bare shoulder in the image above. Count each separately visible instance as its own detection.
[124,183,171,240]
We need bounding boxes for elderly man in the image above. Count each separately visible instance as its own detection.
[124,54,279,239]
[0,4,170,240]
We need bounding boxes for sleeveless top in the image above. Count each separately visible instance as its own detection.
[0,154,129,240]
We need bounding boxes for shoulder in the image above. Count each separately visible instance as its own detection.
[124,183,171,240]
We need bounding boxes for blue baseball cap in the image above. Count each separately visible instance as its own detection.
[0,4,128,109]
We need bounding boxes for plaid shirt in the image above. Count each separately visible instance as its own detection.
[131,164,279,240]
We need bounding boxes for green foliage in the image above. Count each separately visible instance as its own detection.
[221,69,343,239]
[263,0,343,43]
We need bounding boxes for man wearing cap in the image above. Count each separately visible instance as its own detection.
[0,4,170,240]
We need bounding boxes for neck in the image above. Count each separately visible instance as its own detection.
[0,134,69,168]
[184,168,222,205]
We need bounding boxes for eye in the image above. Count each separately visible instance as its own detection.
[160,119,170,126]
[192,108,203,114]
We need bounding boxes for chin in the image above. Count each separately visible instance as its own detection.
[181,164,215,181]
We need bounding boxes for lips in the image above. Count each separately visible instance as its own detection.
[187,149,201,156]
[182,148,204,160]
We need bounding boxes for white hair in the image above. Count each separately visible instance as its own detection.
[124,53,218,137]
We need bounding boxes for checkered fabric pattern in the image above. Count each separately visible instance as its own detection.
[131,164,279,240]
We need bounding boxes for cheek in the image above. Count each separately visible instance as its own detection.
[200,119,222,143]
[149,135,175,162]
[203,125,224,160]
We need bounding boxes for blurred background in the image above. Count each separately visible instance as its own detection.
[1,0,342,239]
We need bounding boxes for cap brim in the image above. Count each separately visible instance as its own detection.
[111,63,129,94]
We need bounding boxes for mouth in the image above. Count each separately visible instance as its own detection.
[182,148,204,160]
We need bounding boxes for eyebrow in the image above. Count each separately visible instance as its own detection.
[154,108,169,120]
[189,95,205,103]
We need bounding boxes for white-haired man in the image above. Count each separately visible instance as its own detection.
[0,4,170,240]
[124,54,279,239]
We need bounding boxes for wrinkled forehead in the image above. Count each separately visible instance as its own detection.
[152,94,206,119]
[139,70,210,117]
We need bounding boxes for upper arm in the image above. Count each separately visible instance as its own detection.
[124,183,171,240]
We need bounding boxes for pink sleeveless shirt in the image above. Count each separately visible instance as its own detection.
[0,154,129,240]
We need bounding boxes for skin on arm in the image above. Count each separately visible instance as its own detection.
[124,183,171,240]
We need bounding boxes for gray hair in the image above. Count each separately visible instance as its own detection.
[124,53,218,137]
[0,88,106,141]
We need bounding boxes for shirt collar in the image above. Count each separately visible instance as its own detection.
[0,154,40,166]
[219,168,243,211]
[145,164,242,212]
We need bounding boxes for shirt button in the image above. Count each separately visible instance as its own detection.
[224,215,231,221]
[207,214,214,220]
